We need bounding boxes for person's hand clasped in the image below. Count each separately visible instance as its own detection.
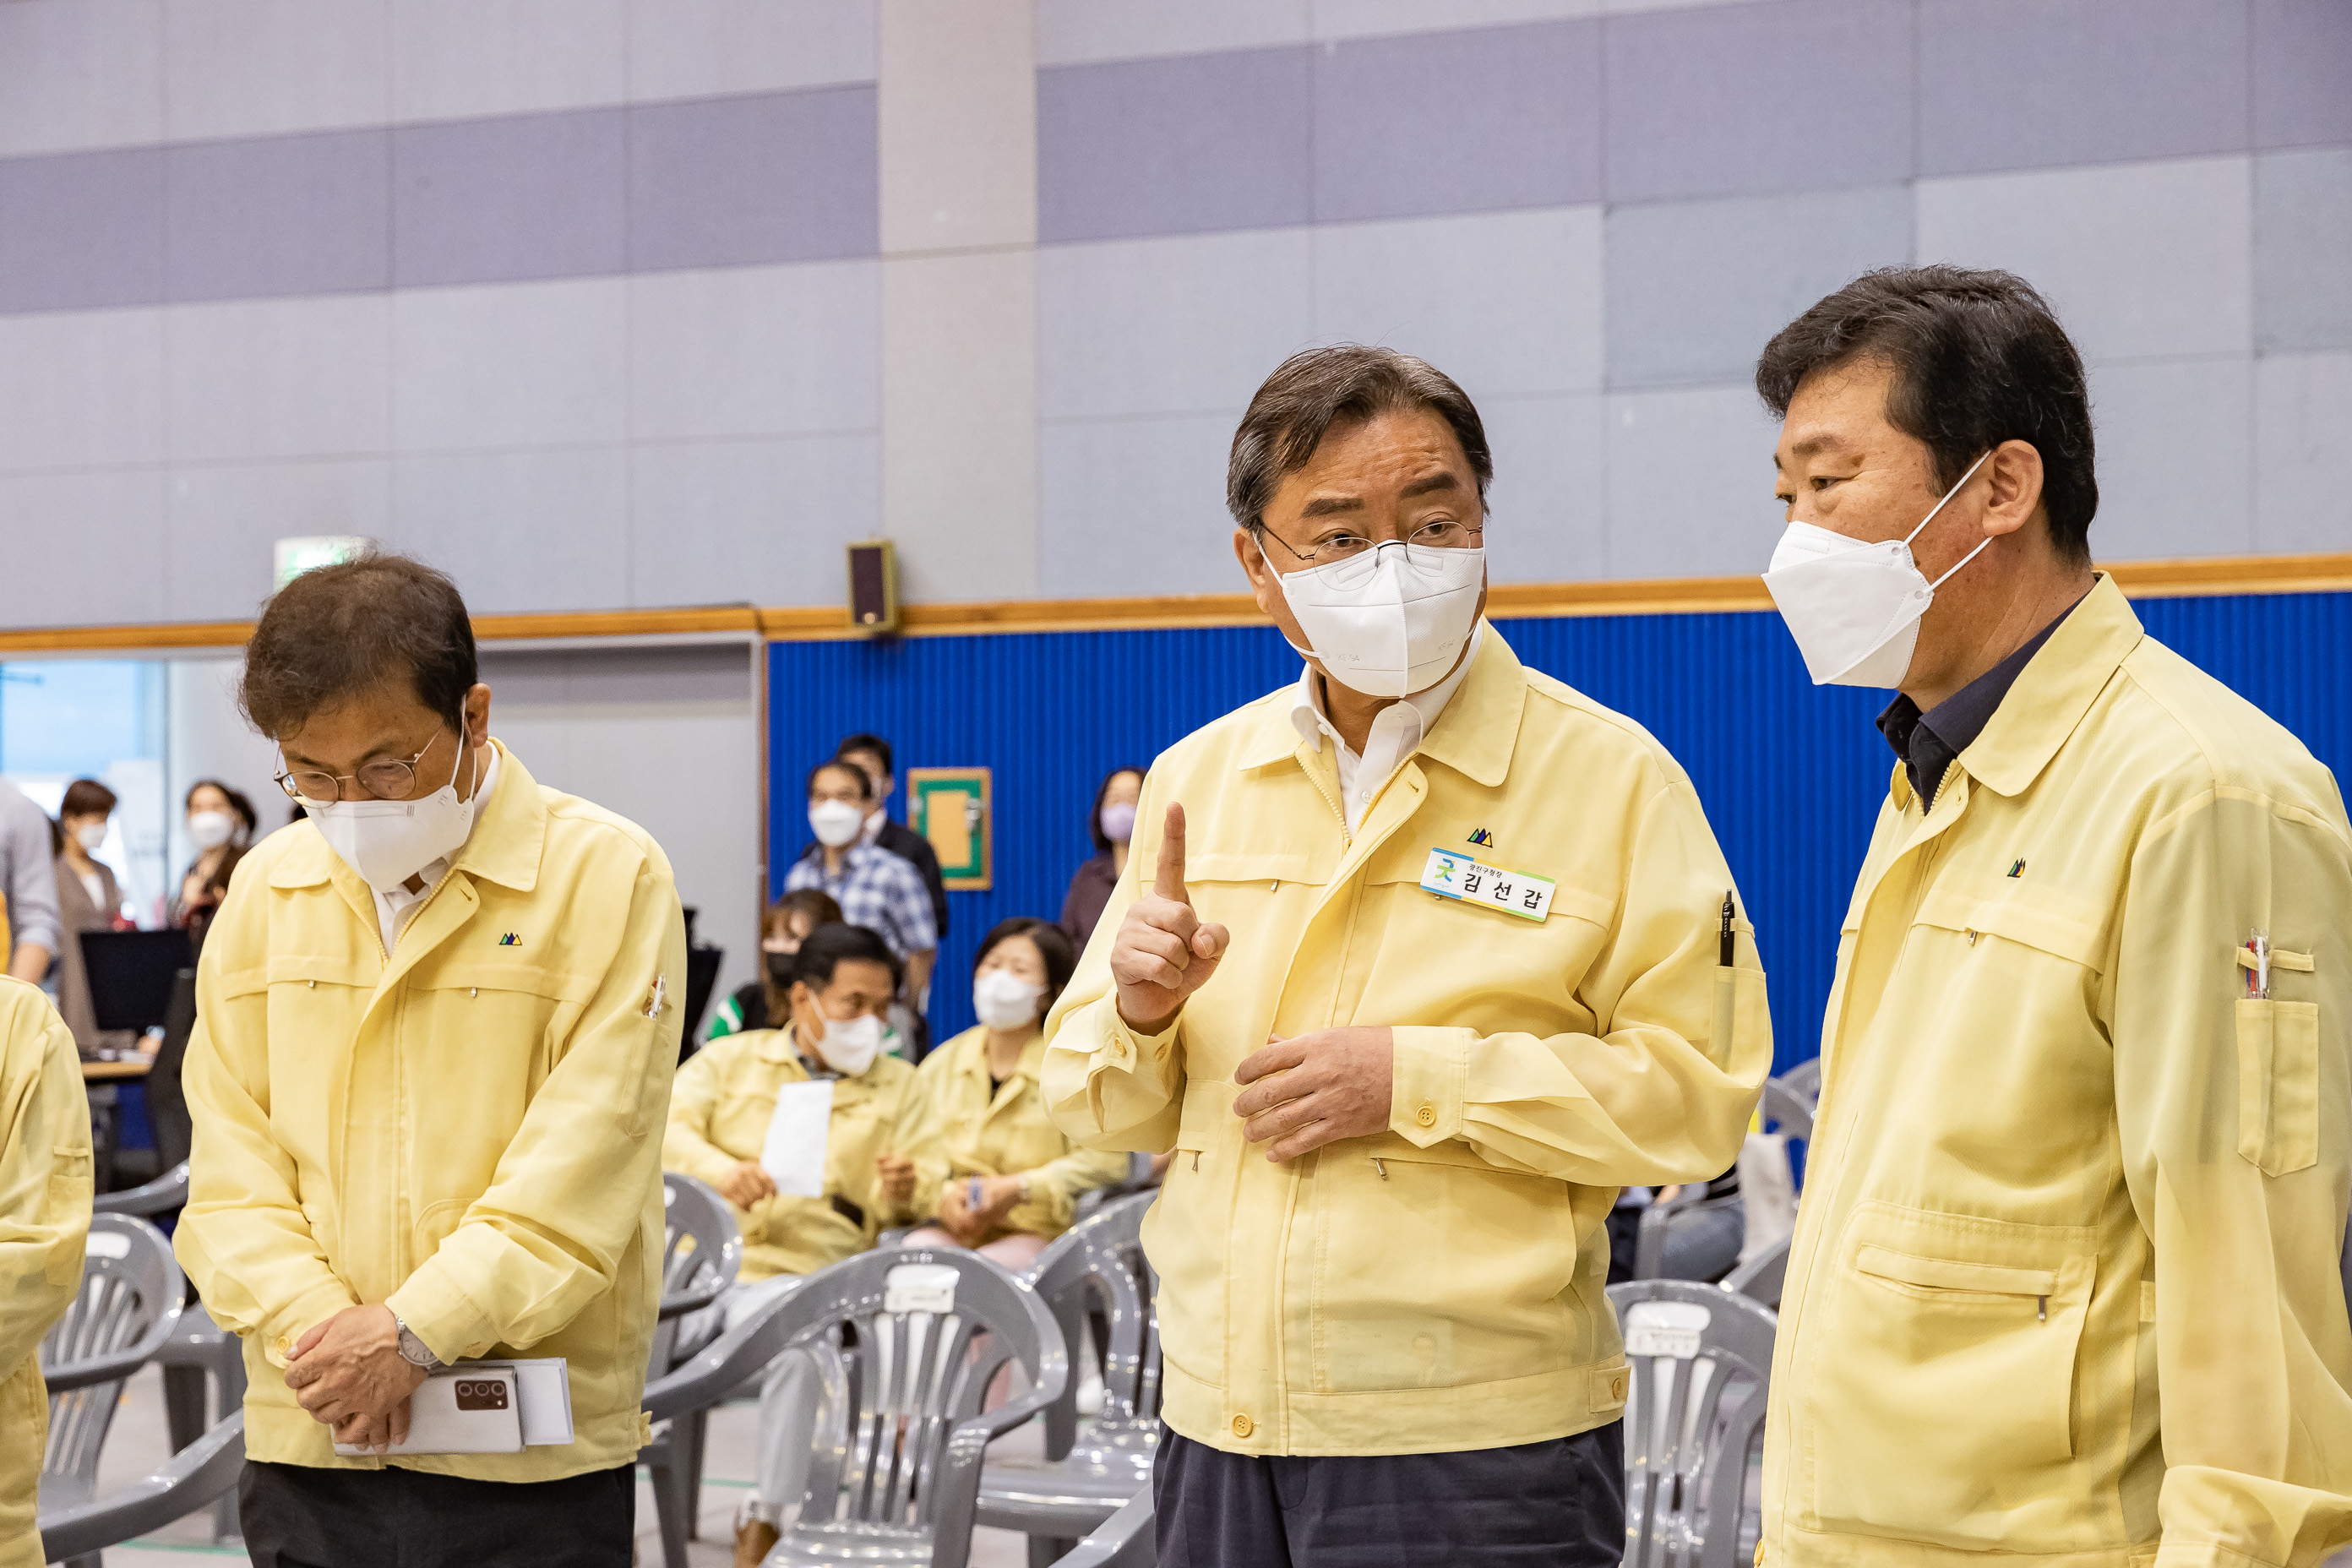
[1110,803,1230,1033]
[1232,1027,1396,1162]
[284,1304,429,1453]
[874,1153,917,1207]
[938,1173,1025,1244]
[716,1158,777,1209]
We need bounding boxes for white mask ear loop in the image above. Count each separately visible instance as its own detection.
[1901,449,1996,591]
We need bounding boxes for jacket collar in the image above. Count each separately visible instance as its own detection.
[265,738,546,893]
[1234,621,1523,787]
[1951,574,2143,800]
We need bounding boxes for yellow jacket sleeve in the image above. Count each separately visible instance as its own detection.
[663,1042,743,1191]
[2111,787,2352,1567]
[384,863,685,1363]
[0,983,91,1380]
[1391,776,1772,1185]
[1042,771,1188,1154]
[177,936,363,1364]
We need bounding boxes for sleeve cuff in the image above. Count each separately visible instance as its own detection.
[1098,1007,1179,1075]
[1391,1026,1473,1147]
[385,1260,498,1367]
[260,1282,363,1370]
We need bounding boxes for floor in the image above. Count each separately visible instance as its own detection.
[89,1364,1041,1567]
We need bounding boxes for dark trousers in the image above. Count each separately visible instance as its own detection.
[239,1459,634,1568]
[1155,1422,1625,1568]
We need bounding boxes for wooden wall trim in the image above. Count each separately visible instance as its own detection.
[4,553,2348,655]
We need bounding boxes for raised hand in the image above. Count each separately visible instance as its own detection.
[1108,803,1230,1034]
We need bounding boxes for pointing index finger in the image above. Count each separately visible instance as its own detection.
[1153,802,1190,902]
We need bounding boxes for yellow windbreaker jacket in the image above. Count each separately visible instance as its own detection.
[663,1024,917,1281]
[0,979,90,1568]
[894,1026,1130,1239]
[1762,578,2352,1568]
[175,743,687,1481]
[1043,627,1771,1456]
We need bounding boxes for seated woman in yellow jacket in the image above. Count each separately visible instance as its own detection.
[662,920,917,1567]
[893,917,1129,1273]
[0,977,91,1568]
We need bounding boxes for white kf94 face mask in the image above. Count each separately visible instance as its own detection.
[1761,450,1993,689]
[307,741,482,893]
[1267,540,1487,700]
[805,1009,883,1076]
[972,970,1046,1032]
[808,799,865,848]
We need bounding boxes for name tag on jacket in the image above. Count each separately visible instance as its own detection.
[1419,847,1555,922]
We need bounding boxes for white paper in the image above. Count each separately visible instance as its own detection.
[1736,1130,1797,1264]
[761,1078,835,1198]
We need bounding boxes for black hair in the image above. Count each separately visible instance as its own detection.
[1756,265,2098,565]
[972,917,1079,1017]
[1228,345,1492,536]
[1088,765,1146,854]
[240,550,479,738]
[836,733,893,780]
[186,779,259,841]
[806,759,873,802]
[792,922,902,995]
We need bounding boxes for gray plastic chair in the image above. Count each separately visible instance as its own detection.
[755,1246,1070,1568]
[641,1283,810,1568]
[1632,1184,1740,1282]
[979,1193,1160,1566]
[38,1411,244,1565]
[1050,1484,1154,1568]
[1608,1280,1777,1568]
[39,1213,188,1568]
[1720,1239,1789,1309]
[91,1159,188,1217]
[1759,1075,1815,1143]
[643,1172,746,1565]
[1777,1057,1820,1109]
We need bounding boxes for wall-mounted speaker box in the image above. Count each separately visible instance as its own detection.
[847,540,898,635]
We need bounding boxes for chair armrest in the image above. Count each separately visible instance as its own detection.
[1053,1484,1156,1568]
[643,1290,796,1424]
[1722,1237,1789,1309]
[929,1341,1074,1566]
[656,1274,730,1321]
[39,1410,244,1561]
[93,1162,191,1217]
[1631,1184,1713,1280]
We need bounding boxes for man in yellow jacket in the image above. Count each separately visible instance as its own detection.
[662,920,917,1566]
[1755,265,2352,1566]
[176,552,685,1567]
[1043,346,1771,1565]
[0,977,91,1568]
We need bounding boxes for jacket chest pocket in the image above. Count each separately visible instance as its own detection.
[1799,1204,2099,1552]
[1309,1146,1576,1395]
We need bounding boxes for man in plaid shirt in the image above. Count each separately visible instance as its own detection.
[785,759,938,1025]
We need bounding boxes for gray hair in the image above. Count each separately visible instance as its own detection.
[1226,345,1493,534]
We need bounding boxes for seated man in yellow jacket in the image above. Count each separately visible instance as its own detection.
[663,920,917,1567]
[0,977,91,1568]
[1043,345,1771,1565]
[1752,266,2352,1565]
[175,552,686,1568]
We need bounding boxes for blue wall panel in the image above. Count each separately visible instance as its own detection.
[771,591,2351,1064]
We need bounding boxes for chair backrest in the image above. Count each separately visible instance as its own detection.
[1607,1280,1777,1568]
[92,1159,189,1217]
[1758,1075,1814,1144]
[1777,1058,1820,1109]
[780,1248,1065,1536]
[41,1214,188,1500]
[1025,1192,1160,1434]
[659,1172,744,1320]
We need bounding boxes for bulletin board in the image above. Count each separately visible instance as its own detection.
[906,767,993,890]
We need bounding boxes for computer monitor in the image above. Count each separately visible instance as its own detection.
[79,929,196,1035]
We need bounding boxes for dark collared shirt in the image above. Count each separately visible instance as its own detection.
[1876,597,2086,810]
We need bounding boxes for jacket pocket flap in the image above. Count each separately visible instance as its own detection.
[2237,946,2316,973]
[412,960,599,1002]
[1855,1244,2056,1297]
[264,954,378,988]
[1915,887,2105,970]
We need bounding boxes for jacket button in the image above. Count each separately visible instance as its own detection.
[1414,1103,1436,1128]
[1230,1413,1254,1439]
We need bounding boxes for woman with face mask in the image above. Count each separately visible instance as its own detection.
[885,918,1130,1273]
[49,778,134,1056]
[662,920,922,1566]
[1059,766,1144,950]
[702,889,842,1050]
[170,778,257,957]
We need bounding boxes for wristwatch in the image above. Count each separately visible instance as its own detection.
[392,1315,444,1372]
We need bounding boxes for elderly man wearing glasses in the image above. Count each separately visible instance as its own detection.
[174,550,685,1568]
[1043,346,1771,1566]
